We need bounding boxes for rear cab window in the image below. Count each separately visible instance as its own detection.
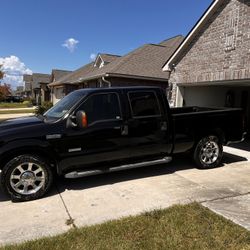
[128,91,161,118]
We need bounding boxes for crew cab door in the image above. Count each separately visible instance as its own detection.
[126,90,171,159]
[59,91,130,172]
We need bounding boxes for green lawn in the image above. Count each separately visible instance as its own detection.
[0,109,35,114]
[0,103,33,109]
[2,203,250,250]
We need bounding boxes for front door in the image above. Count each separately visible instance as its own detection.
[59,92,130,172]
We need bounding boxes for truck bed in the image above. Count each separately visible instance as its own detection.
[170,106,245,153]
[170,106,230,115]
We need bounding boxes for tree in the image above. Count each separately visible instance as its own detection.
[0,83,11,101]
[0,65,12,101]
[0,65,4,80]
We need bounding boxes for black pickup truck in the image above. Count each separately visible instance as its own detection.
[0,87,246,201]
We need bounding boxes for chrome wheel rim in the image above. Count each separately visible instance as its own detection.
[10,162,45,195]
[200,140,219,165]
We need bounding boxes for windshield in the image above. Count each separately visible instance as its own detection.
[44,91,84,119]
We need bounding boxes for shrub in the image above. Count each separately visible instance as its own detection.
[22,100,32,107]
[35,101,53,115]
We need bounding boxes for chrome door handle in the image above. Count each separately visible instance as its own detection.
[121,125,128,136]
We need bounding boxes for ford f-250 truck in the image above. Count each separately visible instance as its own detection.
[0,87,246,201]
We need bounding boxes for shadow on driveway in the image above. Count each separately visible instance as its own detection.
[229,139,250,152]
[0,152,247,202]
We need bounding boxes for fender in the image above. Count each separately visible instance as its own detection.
[0,139,59,172]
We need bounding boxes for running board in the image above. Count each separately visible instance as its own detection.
[64,157,172,179]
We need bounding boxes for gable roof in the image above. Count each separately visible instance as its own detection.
[49,54,120,87]
[32,73,50,89]
[23,74,32,82]
[94,53,121,67]
[48,62,96,87]
[163,0,223,71]
[72,35,183,83]
[50,35,184,87]
[51,69,72,82]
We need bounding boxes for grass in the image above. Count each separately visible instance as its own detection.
[1,203,250,250]
[0,109,35,114]
[0,102,33,109]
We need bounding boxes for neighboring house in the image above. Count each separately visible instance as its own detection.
[24,73,50,104]
[48,69,72,104]
[163,0,250,128]
[15,86,24,96]
[49,35,184,104]
[23,74,32,97]
[32,73,51,105]
[48,54,120,104]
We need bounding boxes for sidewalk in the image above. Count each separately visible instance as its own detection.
[0,113,34,120]
[0,107,36,111]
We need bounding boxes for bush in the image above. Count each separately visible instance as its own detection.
[22,100,32,107]
[35,101,53,115]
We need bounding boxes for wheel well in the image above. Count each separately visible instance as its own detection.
[194,129,225,145]
[0,147,58,171]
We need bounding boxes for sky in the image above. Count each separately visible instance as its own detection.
[0,0,212,89]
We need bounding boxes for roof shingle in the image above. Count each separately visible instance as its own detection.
[51,35,184,86]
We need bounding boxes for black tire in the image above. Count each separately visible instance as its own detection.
[193,135,223,169]
[0,155,53,202]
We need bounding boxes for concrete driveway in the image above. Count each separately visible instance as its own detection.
[0,145,250,246]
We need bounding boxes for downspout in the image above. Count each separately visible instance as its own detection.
[102,76,111,88]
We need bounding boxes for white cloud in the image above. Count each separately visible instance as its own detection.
[62,38,79,52]
[0,56,32,89]
[90,53,97,61]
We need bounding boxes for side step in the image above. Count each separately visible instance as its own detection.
[65,156,172,179]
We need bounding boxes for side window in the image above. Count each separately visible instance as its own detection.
[128,91,161,117]
[78,93,121,124]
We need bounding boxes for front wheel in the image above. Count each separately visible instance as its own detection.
[0,155,53,202]
[193,135,223,169]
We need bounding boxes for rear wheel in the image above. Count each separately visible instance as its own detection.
[193,135,223,169]
[0,155,53,202]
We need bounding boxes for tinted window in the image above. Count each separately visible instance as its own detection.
[45,91,84,119]
[78,93,121,124]
[129,91,160,117]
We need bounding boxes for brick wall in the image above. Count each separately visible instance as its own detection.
[169,0,250,105]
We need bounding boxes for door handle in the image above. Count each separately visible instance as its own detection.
[161,121,167,131]
[121,125,128,136]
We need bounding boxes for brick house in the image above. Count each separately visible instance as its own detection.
[49,35,184,104]
[23,73,50,104]
[32,73,51,104]
[23,74,32,97]
[48,69,72,104]
[163,0,250,128]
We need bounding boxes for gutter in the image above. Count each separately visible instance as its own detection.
[105,73,169,82]
[102,76,111,87]
[71,72,169,85]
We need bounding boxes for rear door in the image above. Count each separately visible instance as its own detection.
[126,90,171,160]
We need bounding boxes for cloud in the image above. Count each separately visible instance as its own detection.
[90,53,97,61]
[62,38,79,52]
[0,56,32,89]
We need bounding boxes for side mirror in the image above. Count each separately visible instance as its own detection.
[76,111,88,128]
